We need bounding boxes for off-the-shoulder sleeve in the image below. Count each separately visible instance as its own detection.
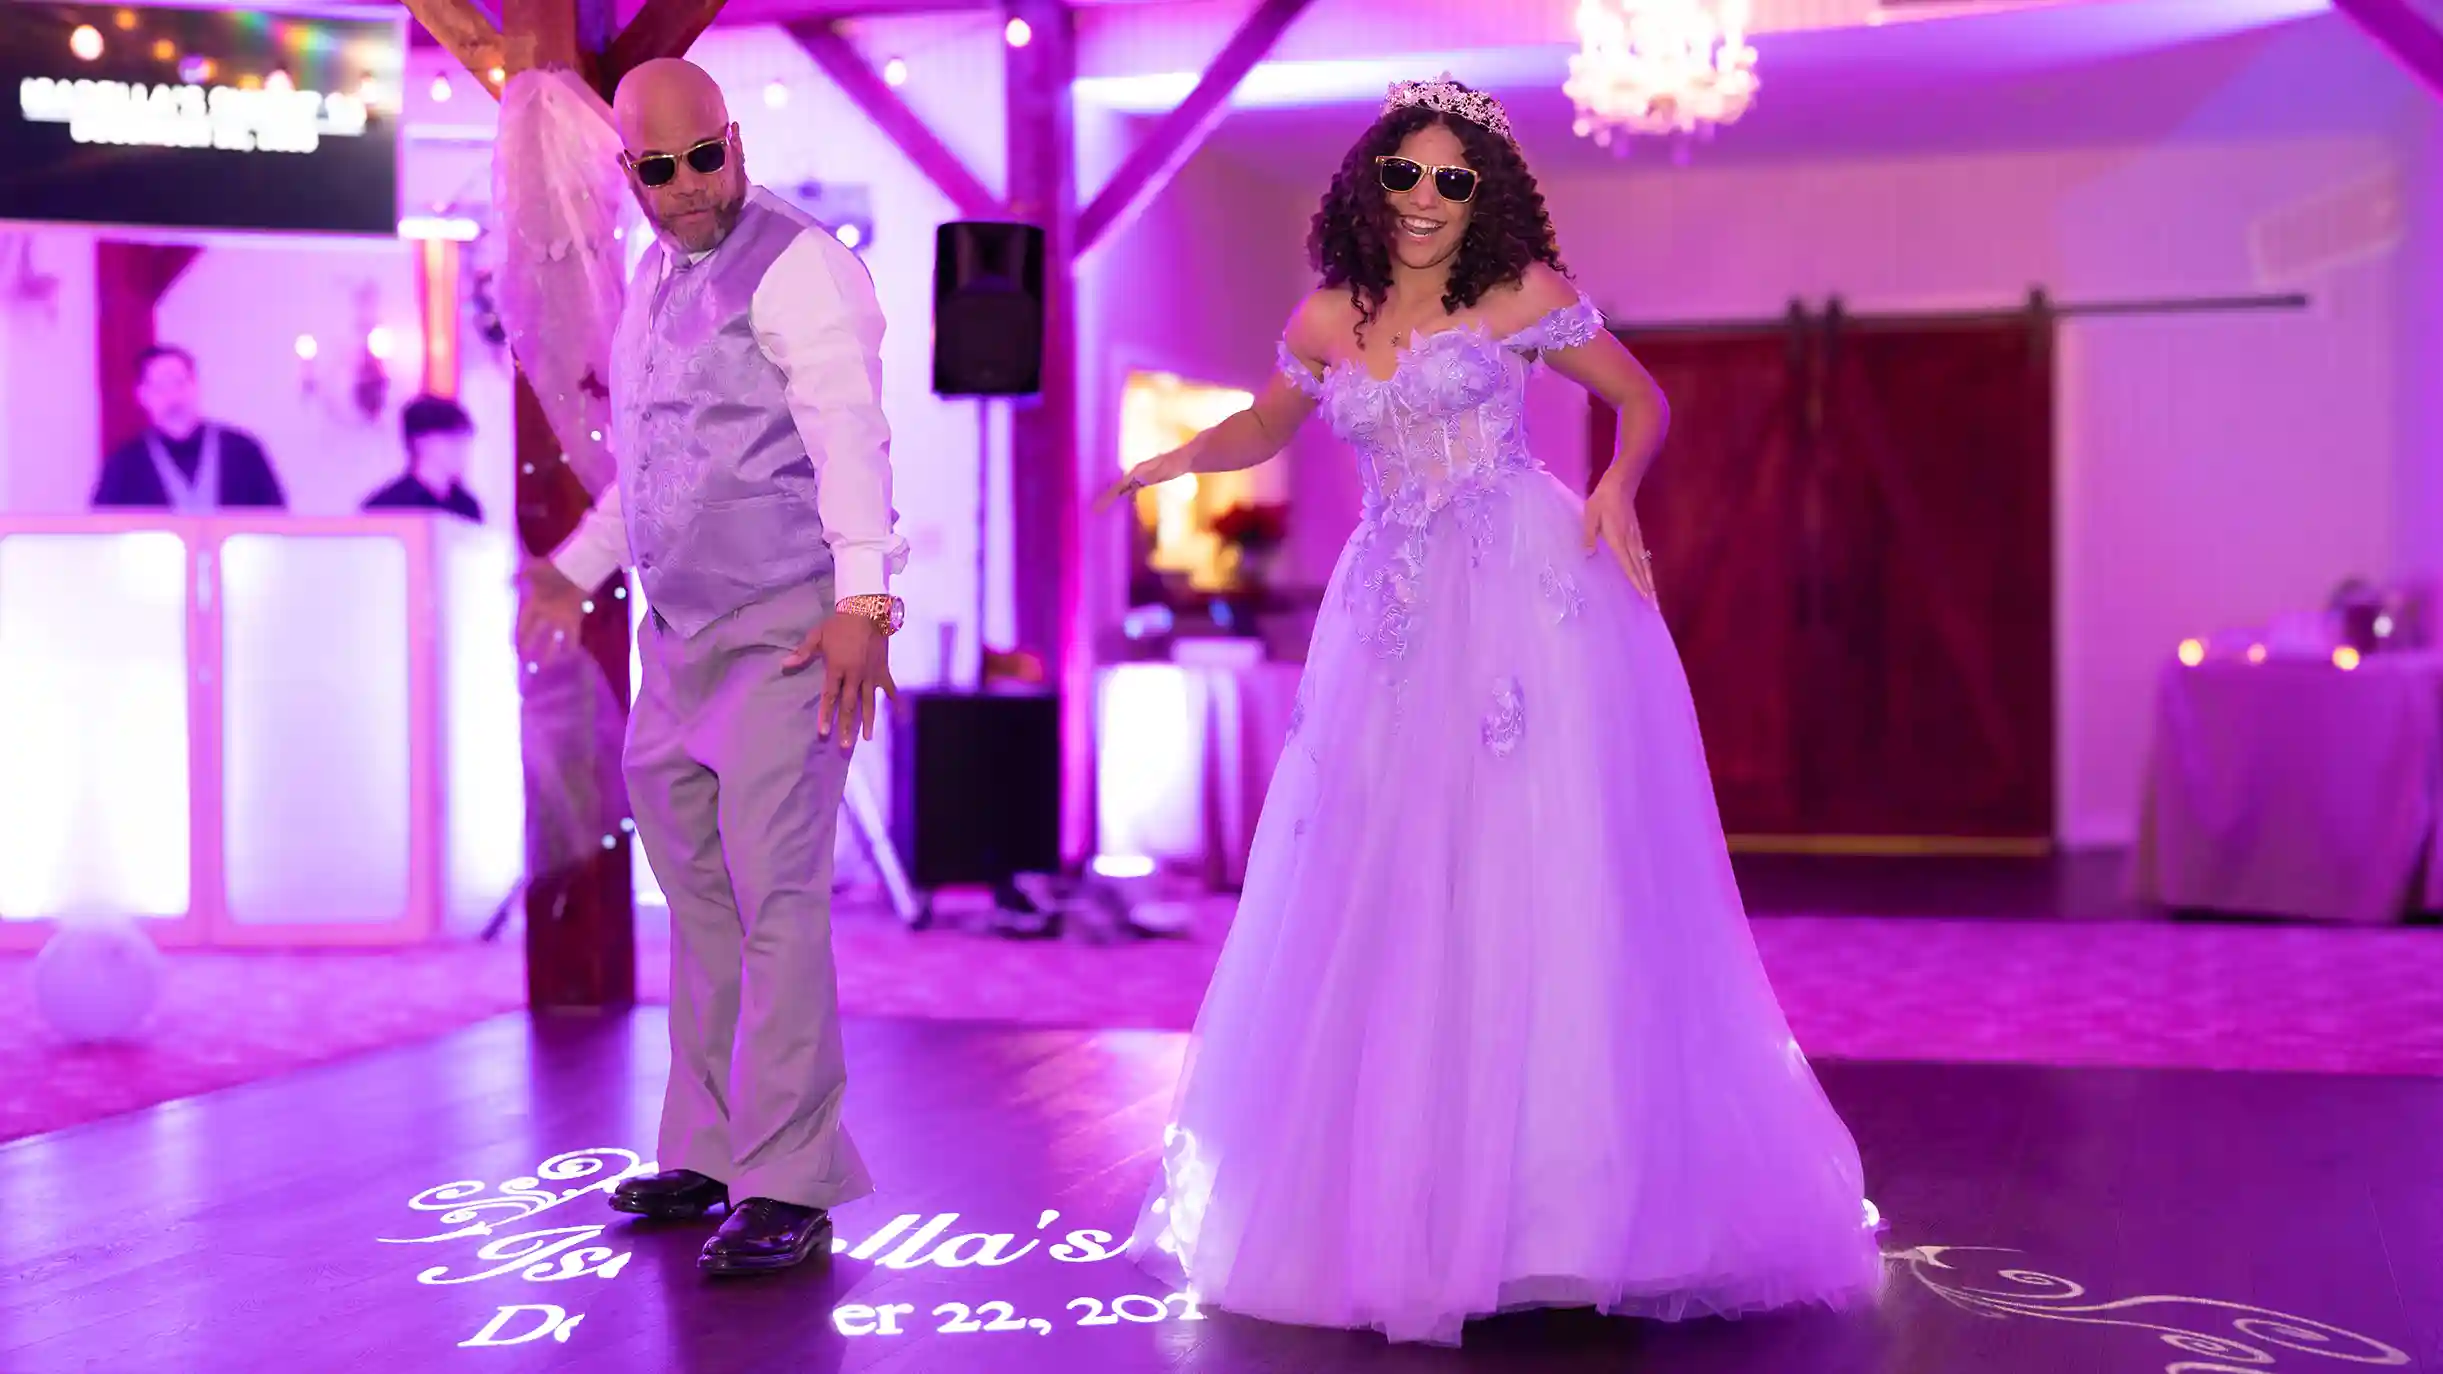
[1505,293,1607,354]
[1276,339,1326,399]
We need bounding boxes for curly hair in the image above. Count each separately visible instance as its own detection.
[1306,93,1565,337]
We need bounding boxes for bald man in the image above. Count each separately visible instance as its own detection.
[520,58,908,1276]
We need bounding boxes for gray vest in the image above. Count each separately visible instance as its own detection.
[611,187,835,637]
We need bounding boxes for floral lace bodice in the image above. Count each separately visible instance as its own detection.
[1276,293,1606,667]
[1276,293,1605,531]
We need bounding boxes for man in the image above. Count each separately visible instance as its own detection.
[363,395,485,521]
[91,345,287,510]
[518,58,906,1276]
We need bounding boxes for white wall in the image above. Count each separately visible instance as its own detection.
[150,239,448,517]
[0,226,508,525]
[0,227,100,514]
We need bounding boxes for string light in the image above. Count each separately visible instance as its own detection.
[763,79,788,108]
[294,334,319,360]
[1004,17,1032,47]
[2333,646,2362,671]
[69,25,104,61]
[430,73,453,102]
[2176,638,2205,667]
[882,57,909,86]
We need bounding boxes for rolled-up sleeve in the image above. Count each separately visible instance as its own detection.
[749,231,908,599]
[549,481,630,589]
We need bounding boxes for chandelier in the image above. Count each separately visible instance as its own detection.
[1563,0,1760,148]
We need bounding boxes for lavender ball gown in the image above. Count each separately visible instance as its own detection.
[1124,293,1886,1345]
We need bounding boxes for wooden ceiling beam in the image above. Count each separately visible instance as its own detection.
[2333,0,2443,97]
[604,0,735,89]
[501,0,616,79]
[400,0,507,79]
[786,20,1007,220]
[1075,0,1313,256]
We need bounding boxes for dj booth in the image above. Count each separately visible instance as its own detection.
[0,515,525,949]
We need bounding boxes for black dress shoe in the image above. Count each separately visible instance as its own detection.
[698,1198,833,1274]
[609,1168,729,1220]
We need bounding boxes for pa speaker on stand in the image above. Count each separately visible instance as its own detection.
[932,221,1045,397]
[907,222,1059,933]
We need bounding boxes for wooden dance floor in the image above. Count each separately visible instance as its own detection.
[3,1009,2434,1372]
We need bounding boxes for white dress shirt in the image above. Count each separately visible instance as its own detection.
[551,225,908,601]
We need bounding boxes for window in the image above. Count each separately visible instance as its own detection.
[1117,369,1283,597]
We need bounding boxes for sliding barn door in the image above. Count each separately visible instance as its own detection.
[1590,310,2055,850]
[1591,327,1810,835]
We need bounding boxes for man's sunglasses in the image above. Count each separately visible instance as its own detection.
[1376,155,1478,204]
[624,127,734,187]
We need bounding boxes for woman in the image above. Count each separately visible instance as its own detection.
[1107,77,1886,1346]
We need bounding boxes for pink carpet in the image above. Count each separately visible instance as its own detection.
[6,906,2442,1143]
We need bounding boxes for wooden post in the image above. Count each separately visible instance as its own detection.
[1000,0,1090,861]
[514,368,638,1010]
[505,0,640,1011]
[405,0,729,1008]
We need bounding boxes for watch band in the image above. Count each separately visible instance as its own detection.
[836,593,904,636]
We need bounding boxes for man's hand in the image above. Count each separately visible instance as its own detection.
[517,559,590,661]
[784,609,896,748]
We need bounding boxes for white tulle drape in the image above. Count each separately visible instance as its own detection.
[490,68,635,495]
[488,67,639,889]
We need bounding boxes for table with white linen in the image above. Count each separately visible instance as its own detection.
[1094,640,1303,888]
[2132,651,2443,923]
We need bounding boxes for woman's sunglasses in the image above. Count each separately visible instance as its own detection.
[1376,155,1478,204]
[624,127,734,187]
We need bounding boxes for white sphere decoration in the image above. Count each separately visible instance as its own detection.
[32,916,166,1043]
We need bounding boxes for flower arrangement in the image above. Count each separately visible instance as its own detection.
[1210,502,1288,551]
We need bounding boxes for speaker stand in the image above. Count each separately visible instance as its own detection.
[842,769,922,928]
[972,396,995,687]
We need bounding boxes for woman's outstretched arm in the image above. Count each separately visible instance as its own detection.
[1099,293,1333,508]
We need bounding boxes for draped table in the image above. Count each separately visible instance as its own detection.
[2132,651,2443,923]
[1095,640,1303,888]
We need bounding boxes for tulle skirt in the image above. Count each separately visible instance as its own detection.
[1125,468,1885,1346]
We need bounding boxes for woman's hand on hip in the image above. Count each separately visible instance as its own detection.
[1585,478,1657,602]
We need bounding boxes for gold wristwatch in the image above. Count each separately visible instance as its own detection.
[836,593,905,636]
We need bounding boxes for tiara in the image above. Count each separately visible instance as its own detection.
[1382,73,1516,147]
